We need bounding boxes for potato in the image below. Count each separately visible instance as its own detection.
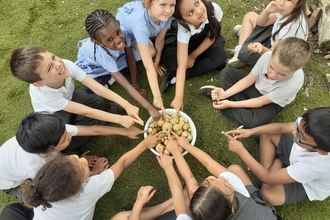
[147,112,194,156]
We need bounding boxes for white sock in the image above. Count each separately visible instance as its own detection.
[171,77,176,84]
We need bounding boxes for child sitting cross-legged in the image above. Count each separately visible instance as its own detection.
[199,37,311,128]
[10,45,144,132]
[223,107,330,206]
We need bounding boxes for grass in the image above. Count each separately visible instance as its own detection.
[1,0,330,219]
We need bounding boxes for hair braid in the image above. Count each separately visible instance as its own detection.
[85,9,116,41]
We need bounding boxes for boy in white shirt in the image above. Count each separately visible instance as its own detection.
[224,107,330,206]
[10,45,144,150]
[0,112,144,202]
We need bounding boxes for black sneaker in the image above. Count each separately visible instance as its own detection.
[199,85,218,100]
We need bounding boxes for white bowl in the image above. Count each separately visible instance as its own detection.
[144,108,197,157]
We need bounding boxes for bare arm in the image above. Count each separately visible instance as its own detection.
[64,101,140,128]
[171,42,189,112]
[110,132,160,180]
[110,71,161,120]
[257,1,278,26]
[214,94,272,109]
[157,153,190,216]
[153,28,168,68]
[223,132,295,184]
[125,46,138,85]
[75,125,145,139]
[137,43,163,110]
[81,75,144,125]
[189,36,215,59]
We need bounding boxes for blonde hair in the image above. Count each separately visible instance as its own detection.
[272,37,310,71]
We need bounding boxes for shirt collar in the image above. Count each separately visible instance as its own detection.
[187,19,209,35]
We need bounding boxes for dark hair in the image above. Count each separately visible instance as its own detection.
[16,112,66,154]
[21,154,82,211]
[190,185,232,220]
[302,107,330,152]
[85,9,116,42]
[173,0,221,41]
[272,0,307,41]
[10,45,46,83]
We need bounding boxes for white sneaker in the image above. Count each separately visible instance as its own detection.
[228,45,245,68]
[108,77,116,86]
[233,25,241,37]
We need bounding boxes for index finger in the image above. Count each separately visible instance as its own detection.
[221,131,234,140]
[161,106,166,117]
[132,117,144,126]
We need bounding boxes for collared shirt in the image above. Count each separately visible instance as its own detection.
[177,2,223,44]
[271,12,308,45]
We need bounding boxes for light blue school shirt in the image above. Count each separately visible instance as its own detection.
[75,37,141,79]
[116,1,172,46]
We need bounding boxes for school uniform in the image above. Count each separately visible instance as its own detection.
[29,60,125,150]
[238,12,308,66]
[162,2,226,79]
[220,51,304,128]
[116,1,172,46]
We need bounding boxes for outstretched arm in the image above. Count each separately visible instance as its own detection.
[222,132,295,184]
[75,125,145,140]
[213,94,272,110]
[110,132,160,180]
[166,133,198,199]
[157,152,190,216]
[137,42,164,111]
[110,71,161,120]
[174,133,227,178]
[129,186,157,220]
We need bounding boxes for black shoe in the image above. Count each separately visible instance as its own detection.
[199,85,218,100]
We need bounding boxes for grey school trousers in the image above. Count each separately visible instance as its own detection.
[220,67,282,128]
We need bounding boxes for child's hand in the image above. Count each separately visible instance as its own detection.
[142,131,162,149]
[222,132,246,155]
[211,88,226,101]
[90,157,109,176]
[125,105,144,126]
[265,1,278,14]
[136,186,156,205]
[172,132,190,149]
[225,129,252,140]
[156,151,173,170]
[187,54,196,69]
[213,100,232,109]
[119,115,142,128]
[148,105,162,121]
[247,42,263,54]
[135,85,147,98]
[125,126,146,139]
[81,151,99,168]
[154,63,166,76]
[170,96,183,113]
[165,132,180,154]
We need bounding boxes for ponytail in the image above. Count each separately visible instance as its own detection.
[21,155,82,211]
[203,0,221,41]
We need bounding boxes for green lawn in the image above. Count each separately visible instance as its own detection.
[1,0,330,219]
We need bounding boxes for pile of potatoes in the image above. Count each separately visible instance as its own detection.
[147,114,193,155]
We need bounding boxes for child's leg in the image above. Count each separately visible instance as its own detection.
[227,164,253,186]
[259,134,282,170]
[0,203,34,220]
[186,36,227,78]
[238,12,259,45]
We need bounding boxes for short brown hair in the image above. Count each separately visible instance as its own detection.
[10,45,46,83]
[272,37,311,71]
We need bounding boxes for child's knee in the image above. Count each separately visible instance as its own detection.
[227,164,244,174]
[243,11,259,23]
[110,211,130,220]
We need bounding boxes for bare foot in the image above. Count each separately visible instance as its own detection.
[81,151,99,168]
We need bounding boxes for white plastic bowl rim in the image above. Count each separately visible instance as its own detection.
[144,108,197,157]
